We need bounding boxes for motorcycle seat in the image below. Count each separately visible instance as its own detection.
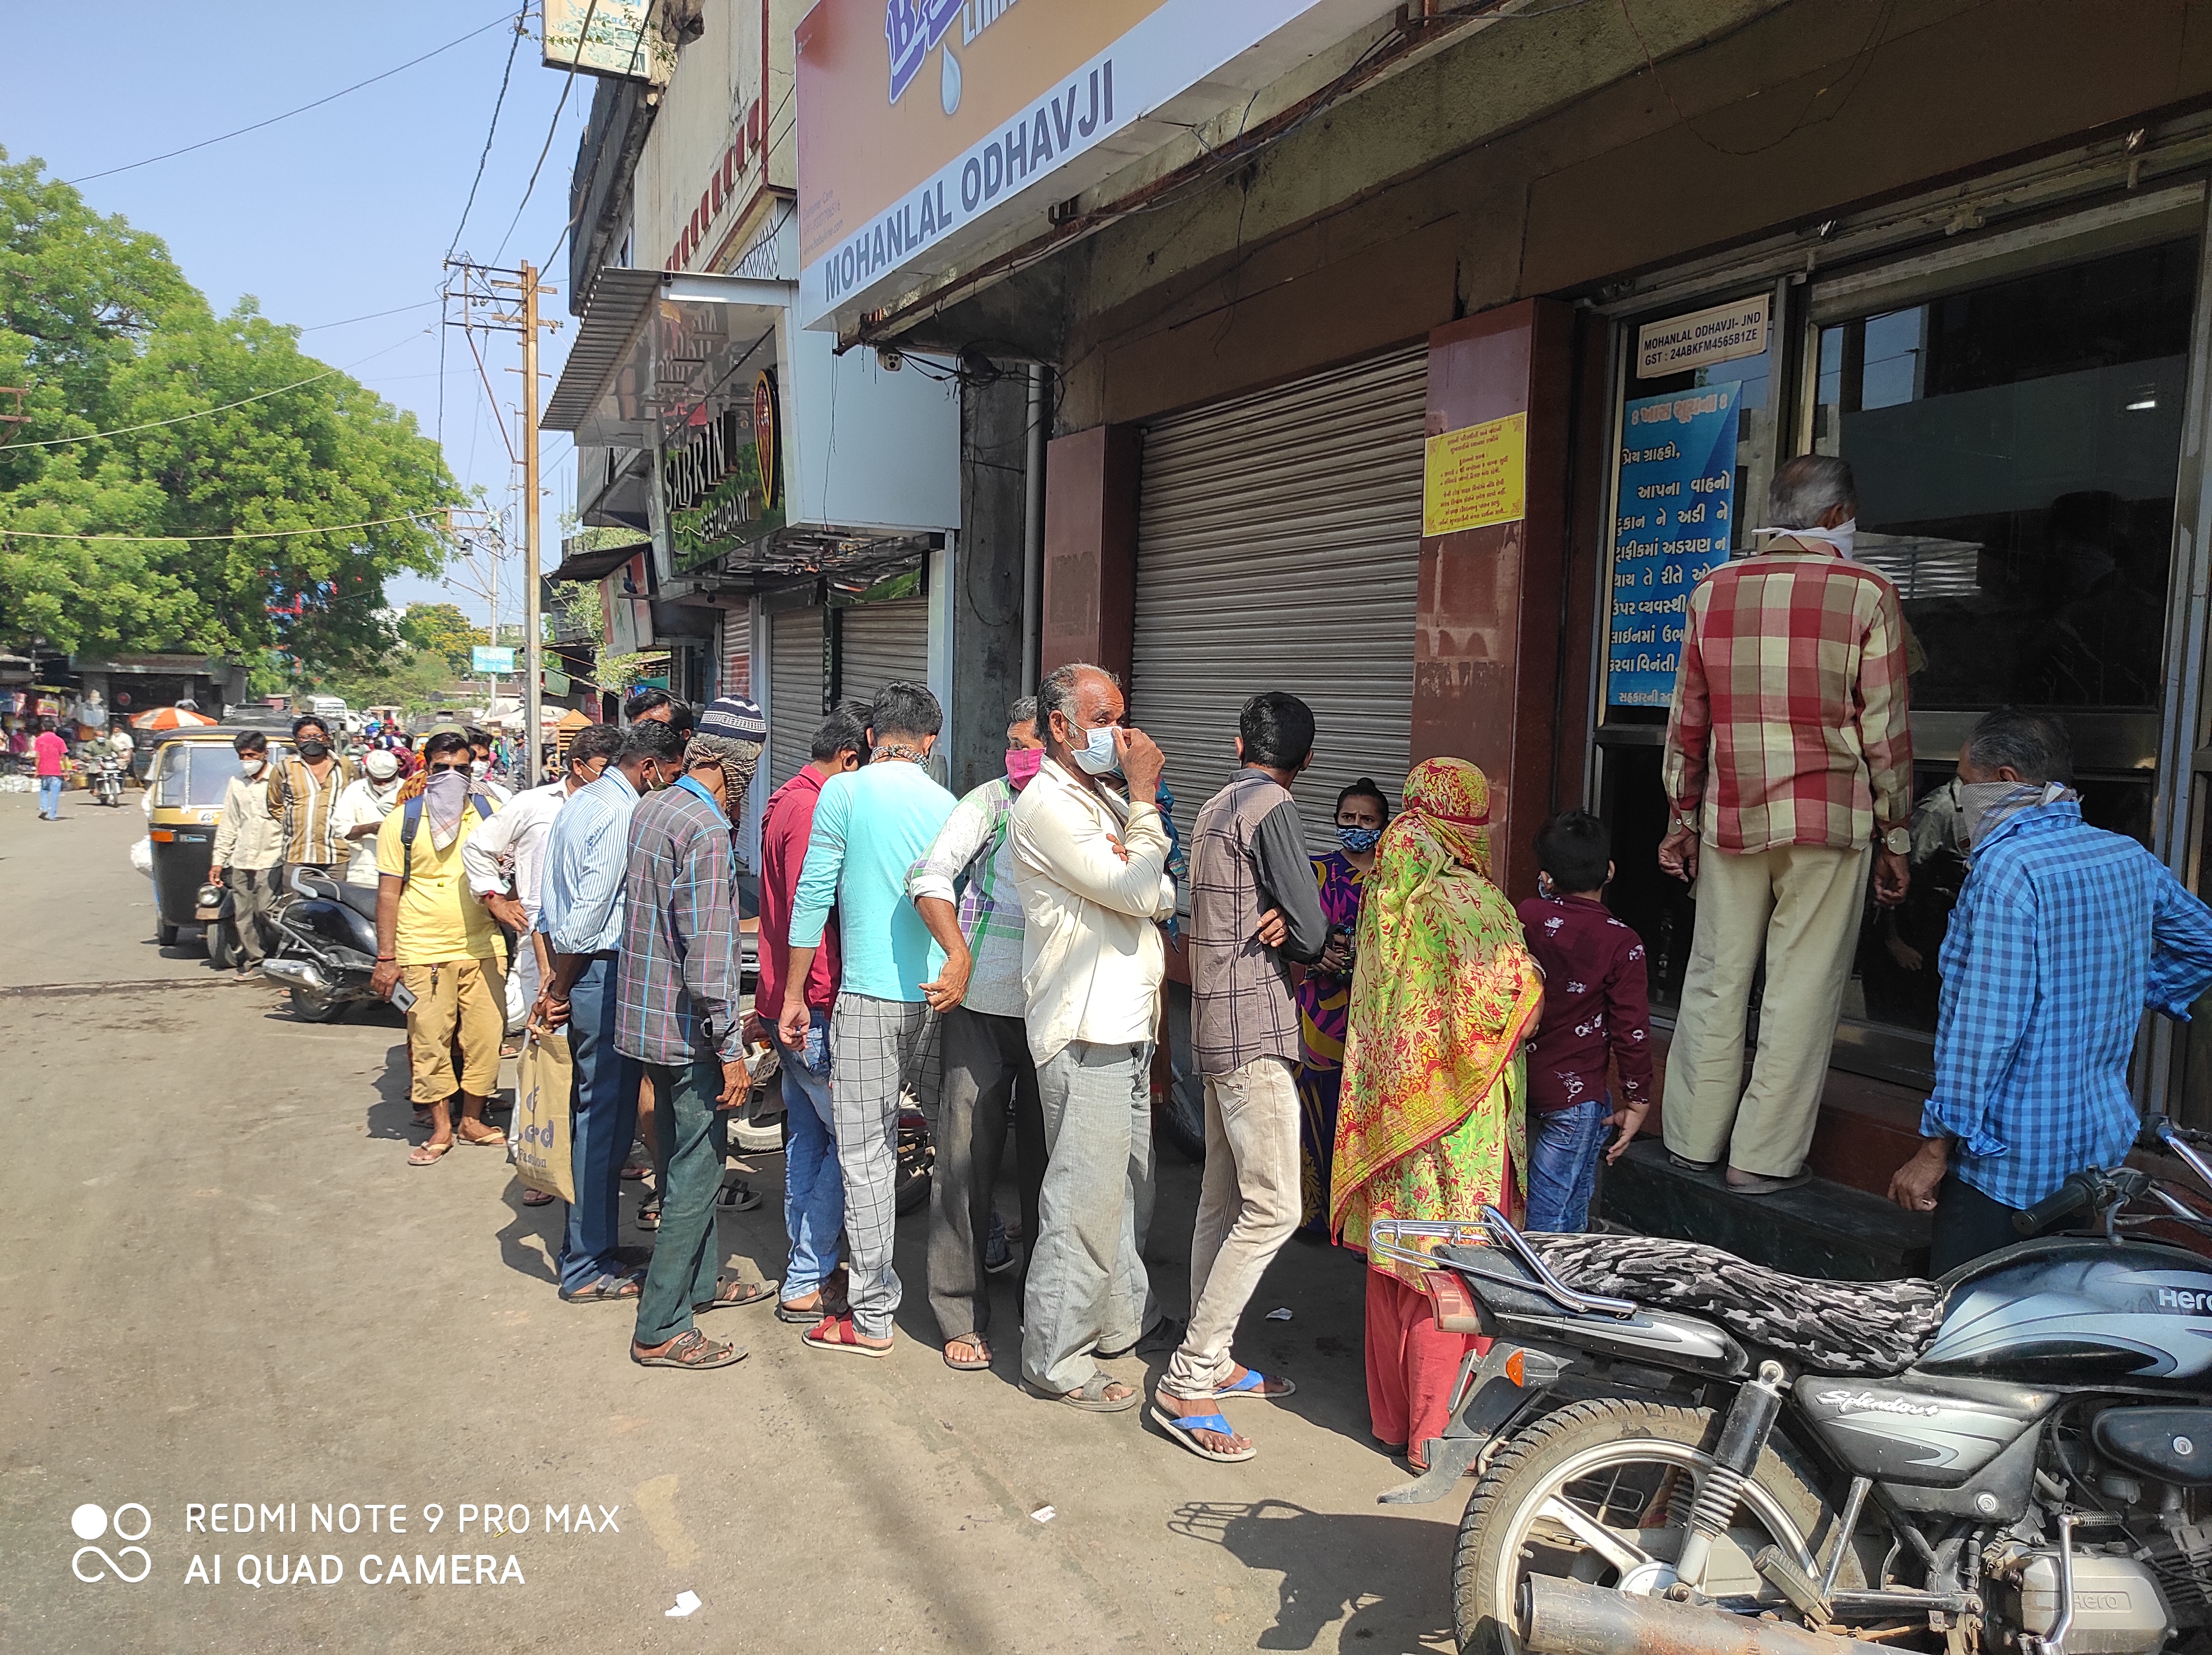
[1521,1232,1944,1376]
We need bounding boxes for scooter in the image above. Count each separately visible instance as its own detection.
[260,867,380,1022]
[1378,1113,2212,1655]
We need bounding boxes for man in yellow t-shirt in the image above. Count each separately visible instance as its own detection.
[368,730,508,1165]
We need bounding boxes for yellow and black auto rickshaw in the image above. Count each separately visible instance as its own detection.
[144,727,291,958]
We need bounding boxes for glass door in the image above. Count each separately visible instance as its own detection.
[1808,238,2197,1080]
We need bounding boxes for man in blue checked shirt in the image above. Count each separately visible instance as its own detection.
[533,719,686,1306]
[1888,707,2212,1272]
[619,696,781,1370]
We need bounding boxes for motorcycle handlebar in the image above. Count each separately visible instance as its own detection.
[2016,1171,2101,1236]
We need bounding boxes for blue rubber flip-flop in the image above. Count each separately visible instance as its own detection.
[1151,1404,1257,1462]
[1208,1368,1295,1402]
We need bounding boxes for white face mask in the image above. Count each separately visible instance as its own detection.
[1759,517,1857,560]
[1067,720,1120,777]
[470,759,489,780]
[240,758,265,776]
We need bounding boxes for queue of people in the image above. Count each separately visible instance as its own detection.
[323,448,2212,1472]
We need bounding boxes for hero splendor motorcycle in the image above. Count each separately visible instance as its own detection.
[1380,1113,2212,1655]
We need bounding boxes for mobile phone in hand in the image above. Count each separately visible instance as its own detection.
[389,979,417,1014]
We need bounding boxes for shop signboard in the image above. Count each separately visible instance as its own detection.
[471,646,516,675]
[795,0,1378,328]
[1607,383,1740,709]
[540,0,674,85]
[1634,295,1768,379]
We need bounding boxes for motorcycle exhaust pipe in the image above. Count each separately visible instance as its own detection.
[1520,1575,1855,1655]
[260,959,331,993]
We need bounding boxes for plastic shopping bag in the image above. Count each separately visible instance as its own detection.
[512,1031,575,1204]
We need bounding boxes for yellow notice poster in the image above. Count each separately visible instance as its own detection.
[1422,411,1528,537]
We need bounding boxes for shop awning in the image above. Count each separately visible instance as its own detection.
[548,534,649,584]
[542,267,789,449]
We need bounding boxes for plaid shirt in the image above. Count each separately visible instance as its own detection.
[1661,539,1913,852]
[906,775,1028,1020]
[1925,801,2212,1209]
[615,776,745,1066]
[1189,768,1329,1076]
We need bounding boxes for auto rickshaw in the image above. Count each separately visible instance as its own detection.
[144,727,292,957]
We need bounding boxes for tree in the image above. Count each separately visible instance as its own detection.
[0,149,458,666]
[396,602,487,670]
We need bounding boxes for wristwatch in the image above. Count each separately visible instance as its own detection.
[1882,826,1911,855]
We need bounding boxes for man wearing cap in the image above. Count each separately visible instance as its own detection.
[334,746,407,920]
[621,696,779,1370]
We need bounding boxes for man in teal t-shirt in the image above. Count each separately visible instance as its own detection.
[780,681,957,1357]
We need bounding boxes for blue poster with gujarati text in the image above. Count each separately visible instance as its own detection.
[1607,383,1740,708]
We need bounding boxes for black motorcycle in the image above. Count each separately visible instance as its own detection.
[1381,1113,2212,1655]
[260,867,380,1022]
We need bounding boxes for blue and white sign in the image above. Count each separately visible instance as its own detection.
[1607,383,1740,709]
[471,645,516,675]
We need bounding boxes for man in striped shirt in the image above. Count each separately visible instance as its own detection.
[1659,454,1914,1193]
[266,713,358,888]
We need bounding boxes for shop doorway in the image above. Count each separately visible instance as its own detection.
[1595,225,2201,1089]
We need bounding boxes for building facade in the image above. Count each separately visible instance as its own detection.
[795,0,2212,1187]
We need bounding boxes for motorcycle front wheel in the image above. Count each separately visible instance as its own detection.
[1452,1396,1861,1655]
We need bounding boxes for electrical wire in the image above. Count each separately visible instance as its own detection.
[492,0,603,265]
[0,512,441,543]
[447,4,532,260]
[297,299,441,332]
[5,328,428,450]
[64,10,519,186]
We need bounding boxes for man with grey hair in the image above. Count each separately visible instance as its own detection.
[1888,708,2212,1270]
[1659,453,1915,1193]
[909,694,1051,1370]
[1008,662,1177,1411]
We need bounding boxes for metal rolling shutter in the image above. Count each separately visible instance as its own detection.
[768,607,825,787]
[836,597,929,710]
[717,606,751,701]
[1132,346,1425,857]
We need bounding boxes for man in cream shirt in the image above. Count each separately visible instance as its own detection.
[1010,662,1178,1412]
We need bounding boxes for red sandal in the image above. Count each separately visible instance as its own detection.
[801,1313,892,1359]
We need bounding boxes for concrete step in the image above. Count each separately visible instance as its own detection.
[1598,1138,1932,1281]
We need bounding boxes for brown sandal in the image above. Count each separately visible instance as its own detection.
[631,1328,745,1369]
[694,1278,778,1314]
[408,1139,453,1167]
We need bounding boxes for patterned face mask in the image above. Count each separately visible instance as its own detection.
[1335,826,1382,853]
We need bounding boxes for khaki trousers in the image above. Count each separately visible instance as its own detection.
[1661,842,1869,1178]
[402,958,506,1105]
[1163,1055,1302,1399]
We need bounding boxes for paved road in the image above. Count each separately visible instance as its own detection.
[0,785,1462,1653]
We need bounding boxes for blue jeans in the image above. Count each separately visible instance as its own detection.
[37,775,62,817]
[558,956,641,1293]
[777,1013,843,1300]
[1526,1098,1609,1234]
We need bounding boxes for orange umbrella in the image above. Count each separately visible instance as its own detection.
[130,705,217,730]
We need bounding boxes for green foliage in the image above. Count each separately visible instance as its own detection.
[302,644,469,716]
[0,149,458,665]
[395,601,487,669]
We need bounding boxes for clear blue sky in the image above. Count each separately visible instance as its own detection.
[4,1,591,632]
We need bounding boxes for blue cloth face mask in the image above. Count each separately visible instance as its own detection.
[1335,826,1382,853]
[1069,721,1121,776]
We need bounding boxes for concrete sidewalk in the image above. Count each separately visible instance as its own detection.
[0,790,1464,1653]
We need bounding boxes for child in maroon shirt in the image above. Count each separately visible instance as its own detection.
[1516,811,1653,1231]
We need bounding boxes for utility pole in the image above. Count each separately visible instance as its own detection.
[519,261,545,782]
[442,258,558,778]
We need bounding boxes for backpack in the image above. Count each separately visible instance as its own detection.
[398,792,494,882]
